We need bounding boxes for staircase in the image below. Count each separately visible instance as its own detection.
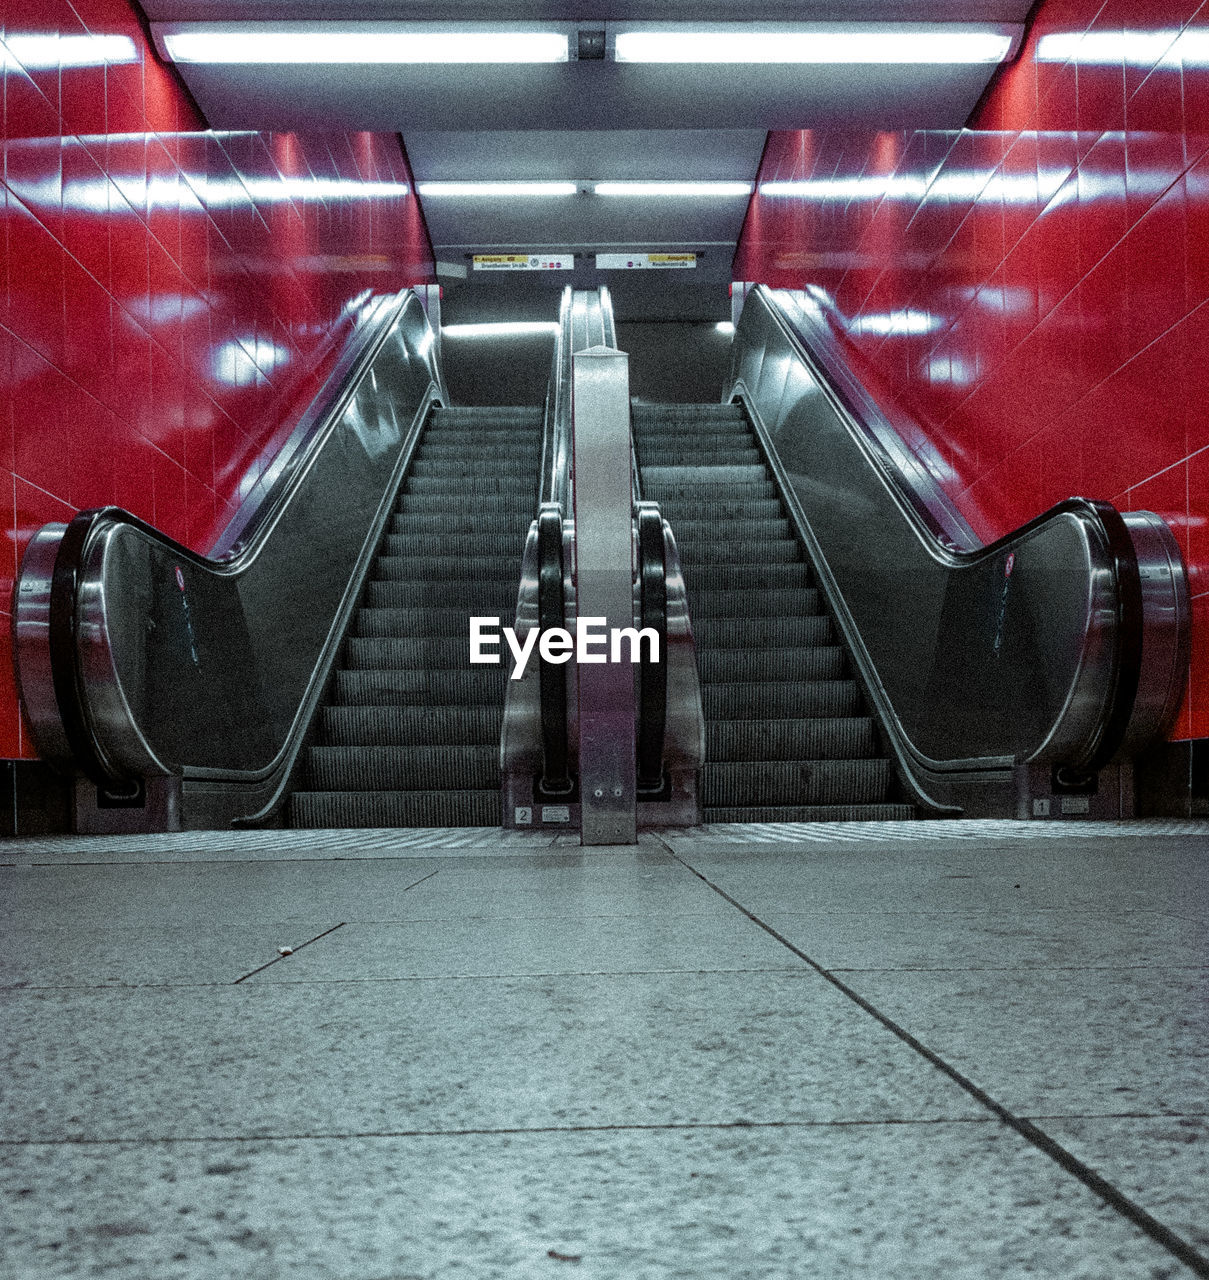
[288,405,542,827]
[632,401,912,823]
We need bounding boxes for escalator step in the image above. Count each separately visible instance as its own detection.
[644,464,768,486]
[655,498,783,521]
[702,759,891,808]
[411,456,535,478]
[631,404,745,422]
[321,704,502,747]
[333,668,506,707]
[354,607,516,638]
[366,581,518,610]
[384,532,527,559]
[699,646,845,684]
[433,405,542,420]
[677,537,799,565]
[646,480,775,501]
[695,615,832,648]
[308,744,498,791]
[703,680,860,719]
[705,804,916,823]
[689,587,821,618]
[706,717,876,761]
[672,517,789,541]
[374,554,522,582]
[638,438,758,455]
[405,475,535,495]
[289,789,499,828]
[345,636,470,671]
[391,513,530,537]
[684,562,810,592]
[398,493,533,515]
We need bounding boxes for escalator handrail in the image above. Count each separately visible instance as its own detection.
[733,283,1169,784]
[16,289,444,805]
[536,504,573,796]
[636,502,668,793]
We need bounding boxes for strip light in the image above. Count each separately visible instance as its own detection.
[594,181,753,197]
[1,33,138,69]
[162,30,570,64]
[443,322,561,338]
[419,182,579,197]
[614,29,1013,64]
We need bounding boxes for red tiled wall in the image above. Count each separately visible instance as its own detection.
[734,0,1209,739]
[0,0,435,757]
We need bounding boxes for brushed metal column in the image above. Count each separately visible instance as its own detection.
[572,345,636,845]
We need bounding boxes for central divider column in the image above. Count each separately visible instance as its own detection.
[572,346,637,845]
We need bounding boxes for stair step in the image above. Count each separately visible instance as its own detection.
[404,475,534,495]
[397,493,533,515]
[289,790,499,828]
[677,537,799,565]
[684,562,810,592]
[384,532,527,559]
[707,717,876,762]
[695,615,832,648]
[672,517,789,541]
[703,681,861,720]
[333,668,506,707]
[373,554,521,582]
[701,758,892,808]
[307,744,498,791]
[705,804,915,824]
[352,607,516,639]
[688,587,821,618]
[321,704,502,747]
[699,646,845,685]
[366,580,518,610]
[344,636,470,671]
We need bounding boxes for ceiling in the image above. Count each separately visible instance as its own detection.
[141,0,1032,315]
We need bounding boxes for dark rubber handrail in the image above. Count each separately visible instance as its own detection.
[48,509,116,785]
[537,505,573,796]
[636,504,668,793]
[1081,500,1145,773]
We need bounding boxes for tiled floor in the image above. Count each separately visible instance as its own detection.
[2,820,1207,1278]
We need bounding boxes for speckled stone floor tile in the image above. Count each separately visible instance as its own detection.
[673,837,1209,919]
[0,1124,1191,1280]
[0,970,984,1142]
[0,849,721,931]
[0,920,335,989]
[756,908,1207,971]
[1038,1116,1209,1254]
[832,965,1209,1117]
[246,912,799,983]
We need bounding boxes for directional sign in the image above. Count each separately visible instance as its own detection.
[473,254,574,271]
[595,253,697,270]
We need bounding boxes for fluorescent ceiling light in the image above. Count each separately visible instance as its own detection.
[1,33,138,69]
[593,181,753,197]
[856,310,945,336]
[419,182,579,197]
[443,322,560,338]
[1036,28,1209,67]
[161,29,569,64]
[614,29,1013,64]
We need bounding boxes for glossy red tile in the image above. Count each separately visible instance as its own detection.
[0,0,435,760]
[734,0,1209,740]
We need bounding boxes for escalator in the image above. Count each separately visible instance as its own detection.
[633,401,912,822]
[289,406,542,828]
